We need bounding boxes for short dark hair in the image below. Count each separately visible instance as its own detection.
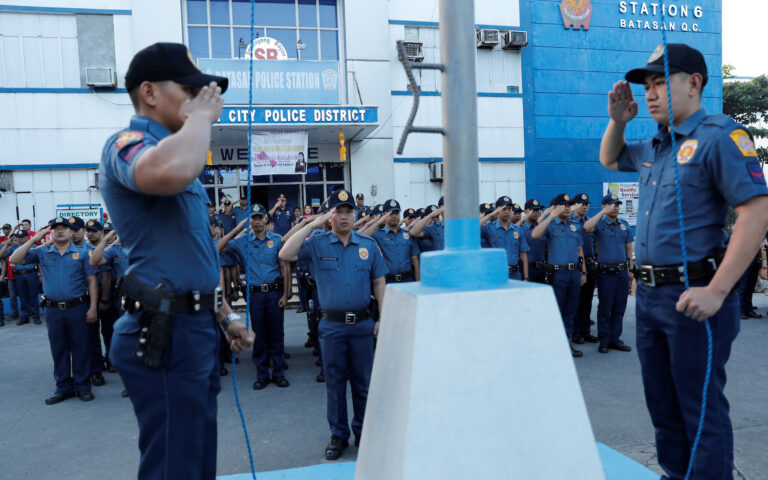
[128,86,140,110]
[21,219,31,224]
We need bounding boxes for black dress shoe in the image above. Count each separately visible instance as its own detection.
[296,307,307,313]
[354,435,361,447]
[91,372,106,386]
[598,344,610,354]
[571,335,585,345]
[284,351,291,359]
[589,319,595,325]
[570,346,583,358]
[220,366,228,376]
[273,377,290,388]
[609,341,632,352]
[583,334,598,343]
[17,318,29,326]
[316,372,325,383]
[324,436,349,460]
[105,361,117,373]
[45,392,75,405]
[283,361,289,370]
[0,319,4,327]
[253,379,269,390]
[77,391,95,402]
[747,309,763,319]
[313,348,320,357]
[121,389,129,398]
[33,317,42,325]
[740,311,749,319]
[304,337,315,348]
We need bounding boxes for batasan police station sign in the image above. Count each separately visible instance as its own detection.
[560,1,707,32]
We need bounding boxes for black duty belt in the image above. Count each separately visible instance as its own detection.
[320,309,370,325]
[633,257,720,287]
[548,263,579,271]
[249,278,283,293]
[531,261,547,269]
[41,295,88,310]
[508,265,521,273]
[598,262,629,274]
[584,256,597,268]
[14,268,38,275]
[386,273,413,282]
[298,271,316,288]
[123,289,223,314]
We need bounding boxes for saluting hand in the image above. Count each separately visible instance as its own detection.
[236,217,249,230]
[608,81,639,124]
[310,210,333,229]
[31,225,50,243]
[180,81,224,124]
[104,230,118,242]
[552,205,567,217]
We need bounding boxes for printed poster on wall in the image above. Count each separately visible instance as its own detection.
[250,131,308,175]
[603,182,639,227]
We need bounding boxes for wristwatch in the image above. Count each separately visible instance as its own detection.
[220,313,241,332]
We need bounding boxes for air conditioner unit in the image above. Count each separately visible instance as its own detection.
[0,171,14,192]
[402,41,424,62]
[476,29,500,48]
[502,30,528,50]
[85,67,117,88]
[89,172,100,190]
[428,162,443,183]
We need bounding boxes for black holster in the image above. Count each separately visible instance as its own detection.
[118,274,175,368]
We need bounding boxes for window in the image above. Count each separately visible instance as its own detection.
[0,12,80,88]
[185,0,339,60]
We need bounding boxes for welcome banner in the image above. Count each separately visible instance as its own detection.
[250,131,308,175]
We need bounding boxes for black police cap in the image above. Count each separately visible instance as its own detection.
[2,223,11,229]
[328,189,355,209]
[480,203,492,214]
[49,217,69,228]
[425,205,438,215]
[68,217,85,229]
[626,43,708,86]
[550,194,572,206]
[417,207,427,218]
[404,208,417,218]
[524,199,543,210]
[250,204,267,217]
[383,199,401,213]
[495,196,513,207]
[14,229,29,237]
[573,193,590,204]
[85,220,103,231]
[512,203,523,213]
[601,194,623,206]
[125,42,229,92]
[438,196,444,207]
[103,221,114,231]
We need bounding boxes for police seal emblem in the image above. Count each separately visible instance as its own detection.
[72,253,80,260]
[338,191,349,201]
[677,139,699,164]
[359,247,369,260]
[729,129,757,157]
[620,224,627,231]
[267,240,274,248]
[68,218,76,224]
[570,224,577,232]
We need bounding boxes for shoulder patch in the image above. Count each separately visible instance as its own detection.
[115,131,144,149]
[745,162,766,185]
[729,129,757,157]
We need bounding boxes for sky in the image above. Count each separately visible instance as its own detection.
[722,1,767,78]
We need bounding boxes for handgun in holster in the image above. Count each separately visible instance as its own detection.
[118,273,175,368]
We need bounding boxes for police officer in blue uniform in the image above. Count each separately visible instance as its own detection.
[227,194,250,226]
[411,197,445,252]
[531,194,587,357]
[572,193,599,345]
[279,188,388,461]
[583,194,634,354]
[69,217,87,247]
[218,204,292,389]
[269,193,296,236]
[100,42,254,479]
[521,199,548,284]
[363,199,420,283]
[481,195,530,280]
[355,193,371,220]
[10,218,98,403]
[83,219,110,386]
[601,43,768,480]
[3,230,40,325]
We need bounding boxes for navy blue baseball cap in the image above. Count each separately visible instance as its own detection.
[601,194,623,205]
[49,217,69,228]
[250,204,267,217]
[425,205,438,215]
[68,217,85,229]
[417,207,427,218]
[383,199,401,213]
[550,194,572,206]
[524,199,543,210]
[14,229,28,237]
[103,221,114,231]
[495,196,513,207]
[573,193,590,204]
[85,219,103,231]
[328,189,355,209]
[437,196,444,207]
[372,204,383,215]
[125,42,229,92]
[626,43,708,86]
[404,208,417,218]
[480,203,493,214]
[512,203,523,213]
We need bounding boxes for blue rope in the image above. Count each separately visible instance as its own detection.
[229,0,257,479]
[658,6,713,480]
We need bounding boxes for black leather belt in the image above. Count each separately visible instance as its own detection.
[320,309,370,325]
[249,278,283,293]
[14,268,38,275]
[633,257,720,287]
[549,263,579,271]
[598,262,628,274]
[386,273,413,282]
[41,295,88,310]
[299,271,316,288]
[531,261,547,269]
[584,256,597,268]
[508,265,521,273]
[124,289,223,314]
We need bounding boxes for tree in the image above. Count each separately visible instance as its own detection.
[722,66,768,166]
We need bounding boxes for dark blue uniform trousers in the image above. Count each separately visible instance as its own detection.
[551,270,581,338]
[528,266,547,284]
[636,283,738,480]
[15,271,39,320]
[318,317,375,439]
[45,303,91,394]
[89,320,105,373]
[7,278,19,316]
[597,270,630,344]
[247,289,285,381]
[110,311,220,480]
[575,265,596,337]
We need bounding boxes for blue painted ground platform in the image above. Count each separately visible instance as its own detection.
[218,443,658,480]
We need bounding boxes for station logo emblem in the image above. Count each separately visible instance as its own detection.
[514,232,519,238]
[570,224,577,231]
[563,194,570,201]
[560,0,593,30]
[245,37,288,61]
[338,191,349,201]
[729,129,757,157]
[72,252,80,260]
[620,224,627,230]
[403,233,409,240]
[359,247,369,260]
[677,139,698,164]
[68,218,76,224]
[267,240,274,248]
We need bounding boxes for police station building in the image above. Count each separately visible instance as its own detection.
[0,0,721,226]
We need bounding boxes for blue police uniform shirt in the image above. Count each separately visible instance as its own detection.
[230,205,250,225]
[298,230,388,313]
[618,109,768,265]
[271,208,295,236]
[355,205,371,220]
[593,216,634,264]
[86,242,110,284]
[100,115,221,294]
[521,221,547,264]
[216,212,236,234]
[25,243,95,301]
[573,215,596,258]
[542,216,583,264]
[372,226,419,275]
[6,244,37,272]
[102,243,129,280]
[481,220,530,265]
[423,222,445,251]
[227,231,283,286]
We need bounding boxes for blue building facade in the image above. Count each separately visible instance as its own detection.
[521,0,722,214]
